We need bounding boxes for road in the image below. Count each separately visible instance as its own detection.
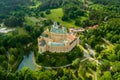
[78,44,103,80]
[102,38,114,47]
[78,44,90,58]
[85,43,102,65]
[85,43,96,57]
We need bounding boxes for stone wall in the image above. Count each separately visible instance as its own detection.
[50,32,66,42]
[45,37,79,53]
[39,45,47,53]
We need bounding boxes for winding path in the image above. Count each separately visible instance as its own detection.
[34,53,90,70]
[35,43,102,70]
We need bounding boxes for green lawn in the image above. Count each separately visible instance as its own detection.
[5,27,28,36]
[25,16,37,26]
[25,16,44,30]
[45,8,79,28]
[16,27,28,35]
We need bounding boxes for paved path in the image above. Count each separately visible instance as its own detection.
[102,38,114,47]
[78,44,104,80]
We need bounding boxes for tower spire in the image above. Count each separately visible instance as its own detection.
[53,22,58,28]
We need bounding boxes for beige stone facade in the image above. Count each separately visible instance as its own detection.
[38,22,79,53]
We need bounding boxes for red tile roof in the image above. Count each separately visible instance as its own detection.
[67,34,75,41]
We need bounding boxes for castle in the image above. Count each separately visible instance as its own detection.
[38,22,79,53]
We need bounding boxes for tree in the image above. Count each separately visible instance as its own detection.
[75,10,85,16]
[7,73,15,80]
[82,19,93,27]
[107,51,117,62]
[0,67,7,80]
[112,62,120,72]
[50,57,56,66]
[69,13,77,19]
[95,44,104,53]
[75,19,81,26]
[0,47,6,55]
[38,54,44,62]
[45,9,51,14]
[113,72,120,80]
[40,13,45,17]
[9,54,15,64]
[114,44,120,53]
[111,35,119,43]
[72,58,80,68]
[62,15,69,21]
[88,35,96,48]
[117,50,120,61]
[4,16,24,27]
[0,55,6,62]
[99,71,112,80]
[60,76,68,80]
[24,25,33,33]
[43,19,52,26]
[2,61,8,70]
[38,69,56,80]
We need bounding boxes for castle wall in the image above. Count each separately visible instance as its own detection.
[50,32,66,42]
[47,45,66,53]
[39,45,47,53]
[44,37,53,43]
[44,37,79,53]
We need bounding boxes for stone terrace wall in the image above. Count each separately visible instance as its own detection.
[46,38,79,53]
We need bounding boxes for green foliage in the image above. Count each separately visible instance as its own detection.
[0,47,6,55]
[75,19,81,26]
[4,16,24,27]
[38,0,63,11]
[0,67,7,80]
[24,25,34,33]
[2,61,8,70]
[61,15,69,21]
[62,5,86,21]
[72,58,80,68]
[36,46,83,67]
[112,62,120,72]
[113,72,120,80]
[43,19,52,26]
[45,9,51,14]
[95,44,104,53]
[92,0,120,5]
[99,71,113,80]
[37,54,44,62]
[0,0,32,21]
[7,35,32,48]
[40,13,45,17]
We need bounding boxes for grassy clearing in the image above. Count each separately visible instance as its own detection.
[16,27,28,35]
[25,16,41,23]
[25,16,43,29]
[25,16,37,26]
[5,27,28,36]
[45,8,79,28]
